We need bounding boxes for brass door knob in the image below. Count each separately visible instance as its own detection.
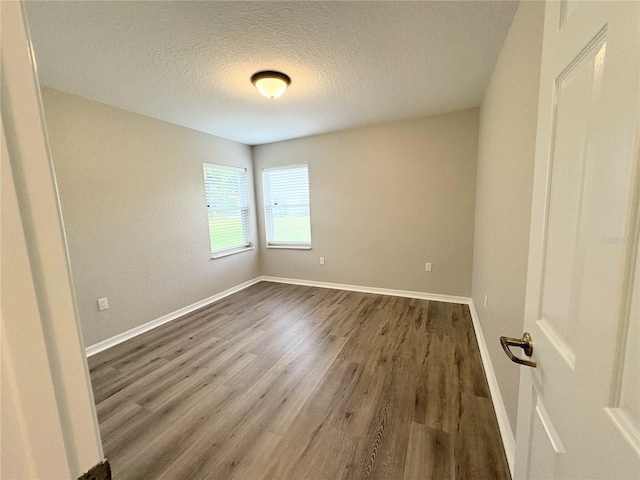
[500,332,536,368]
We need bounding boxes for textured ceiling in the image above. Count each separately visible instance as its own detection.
[25,1,518,145]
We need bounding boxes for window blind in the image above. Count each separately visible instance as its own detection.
[262,165,311,246]
[203,163,251,254]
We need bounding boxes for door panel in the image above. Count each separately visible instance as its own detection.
[515,1,640,478]
[559,0,579,28]
[527,393,566,480]
[540,32,606,362]
[606,227,640,454]
[618,252,639,429]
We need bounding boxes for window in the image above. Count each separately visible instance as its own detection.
[262,165,311,248]
[203,163,251,257]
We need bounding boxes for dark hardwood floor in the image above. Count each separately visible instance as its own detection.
[88,282,511,480]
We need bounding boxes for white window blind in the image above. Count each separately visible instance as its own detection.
[203,163,251,255]
[262,165,311,247]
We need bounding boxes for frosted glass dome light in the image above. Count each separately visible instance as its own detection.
[251,71,291,99]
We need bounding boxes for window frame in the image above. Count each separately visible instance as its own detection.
[262,164,312,250]
[202,162,253,259]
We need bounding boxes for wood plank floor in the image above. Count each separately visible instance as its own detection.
[88,282,511,480]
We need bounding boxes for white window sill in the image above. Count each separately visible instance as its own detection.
[211,246,254,259]
[266,245,312,250]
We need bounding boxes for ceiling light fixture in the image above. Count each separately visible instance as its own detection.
[251,70,291,99]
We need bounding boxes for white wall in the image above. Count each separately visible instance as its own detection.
[41,88,260,347]
[253,110,479,296]
[471,1,545,436]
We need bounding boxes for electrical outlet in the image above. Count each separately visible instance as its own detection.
[484,295,488,308]
[320,257,325,265]
[98,297,109,311]
[425,262,432,272]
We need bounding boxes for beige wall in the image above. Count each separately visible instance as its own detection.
[43,90,478,349]
[41,88,260,347]
[471,1,545,436]
[253,110,479,296]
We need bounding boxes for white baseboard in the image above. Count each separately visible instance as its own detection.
[84,274,515,475]
[86,275,470,357]
[85,276,262,357]
[467,299,516,475]
[260,276,471,304]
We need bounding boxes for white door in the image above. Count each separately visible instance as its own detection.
[512,1,640,479]
[1,1,104,477]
